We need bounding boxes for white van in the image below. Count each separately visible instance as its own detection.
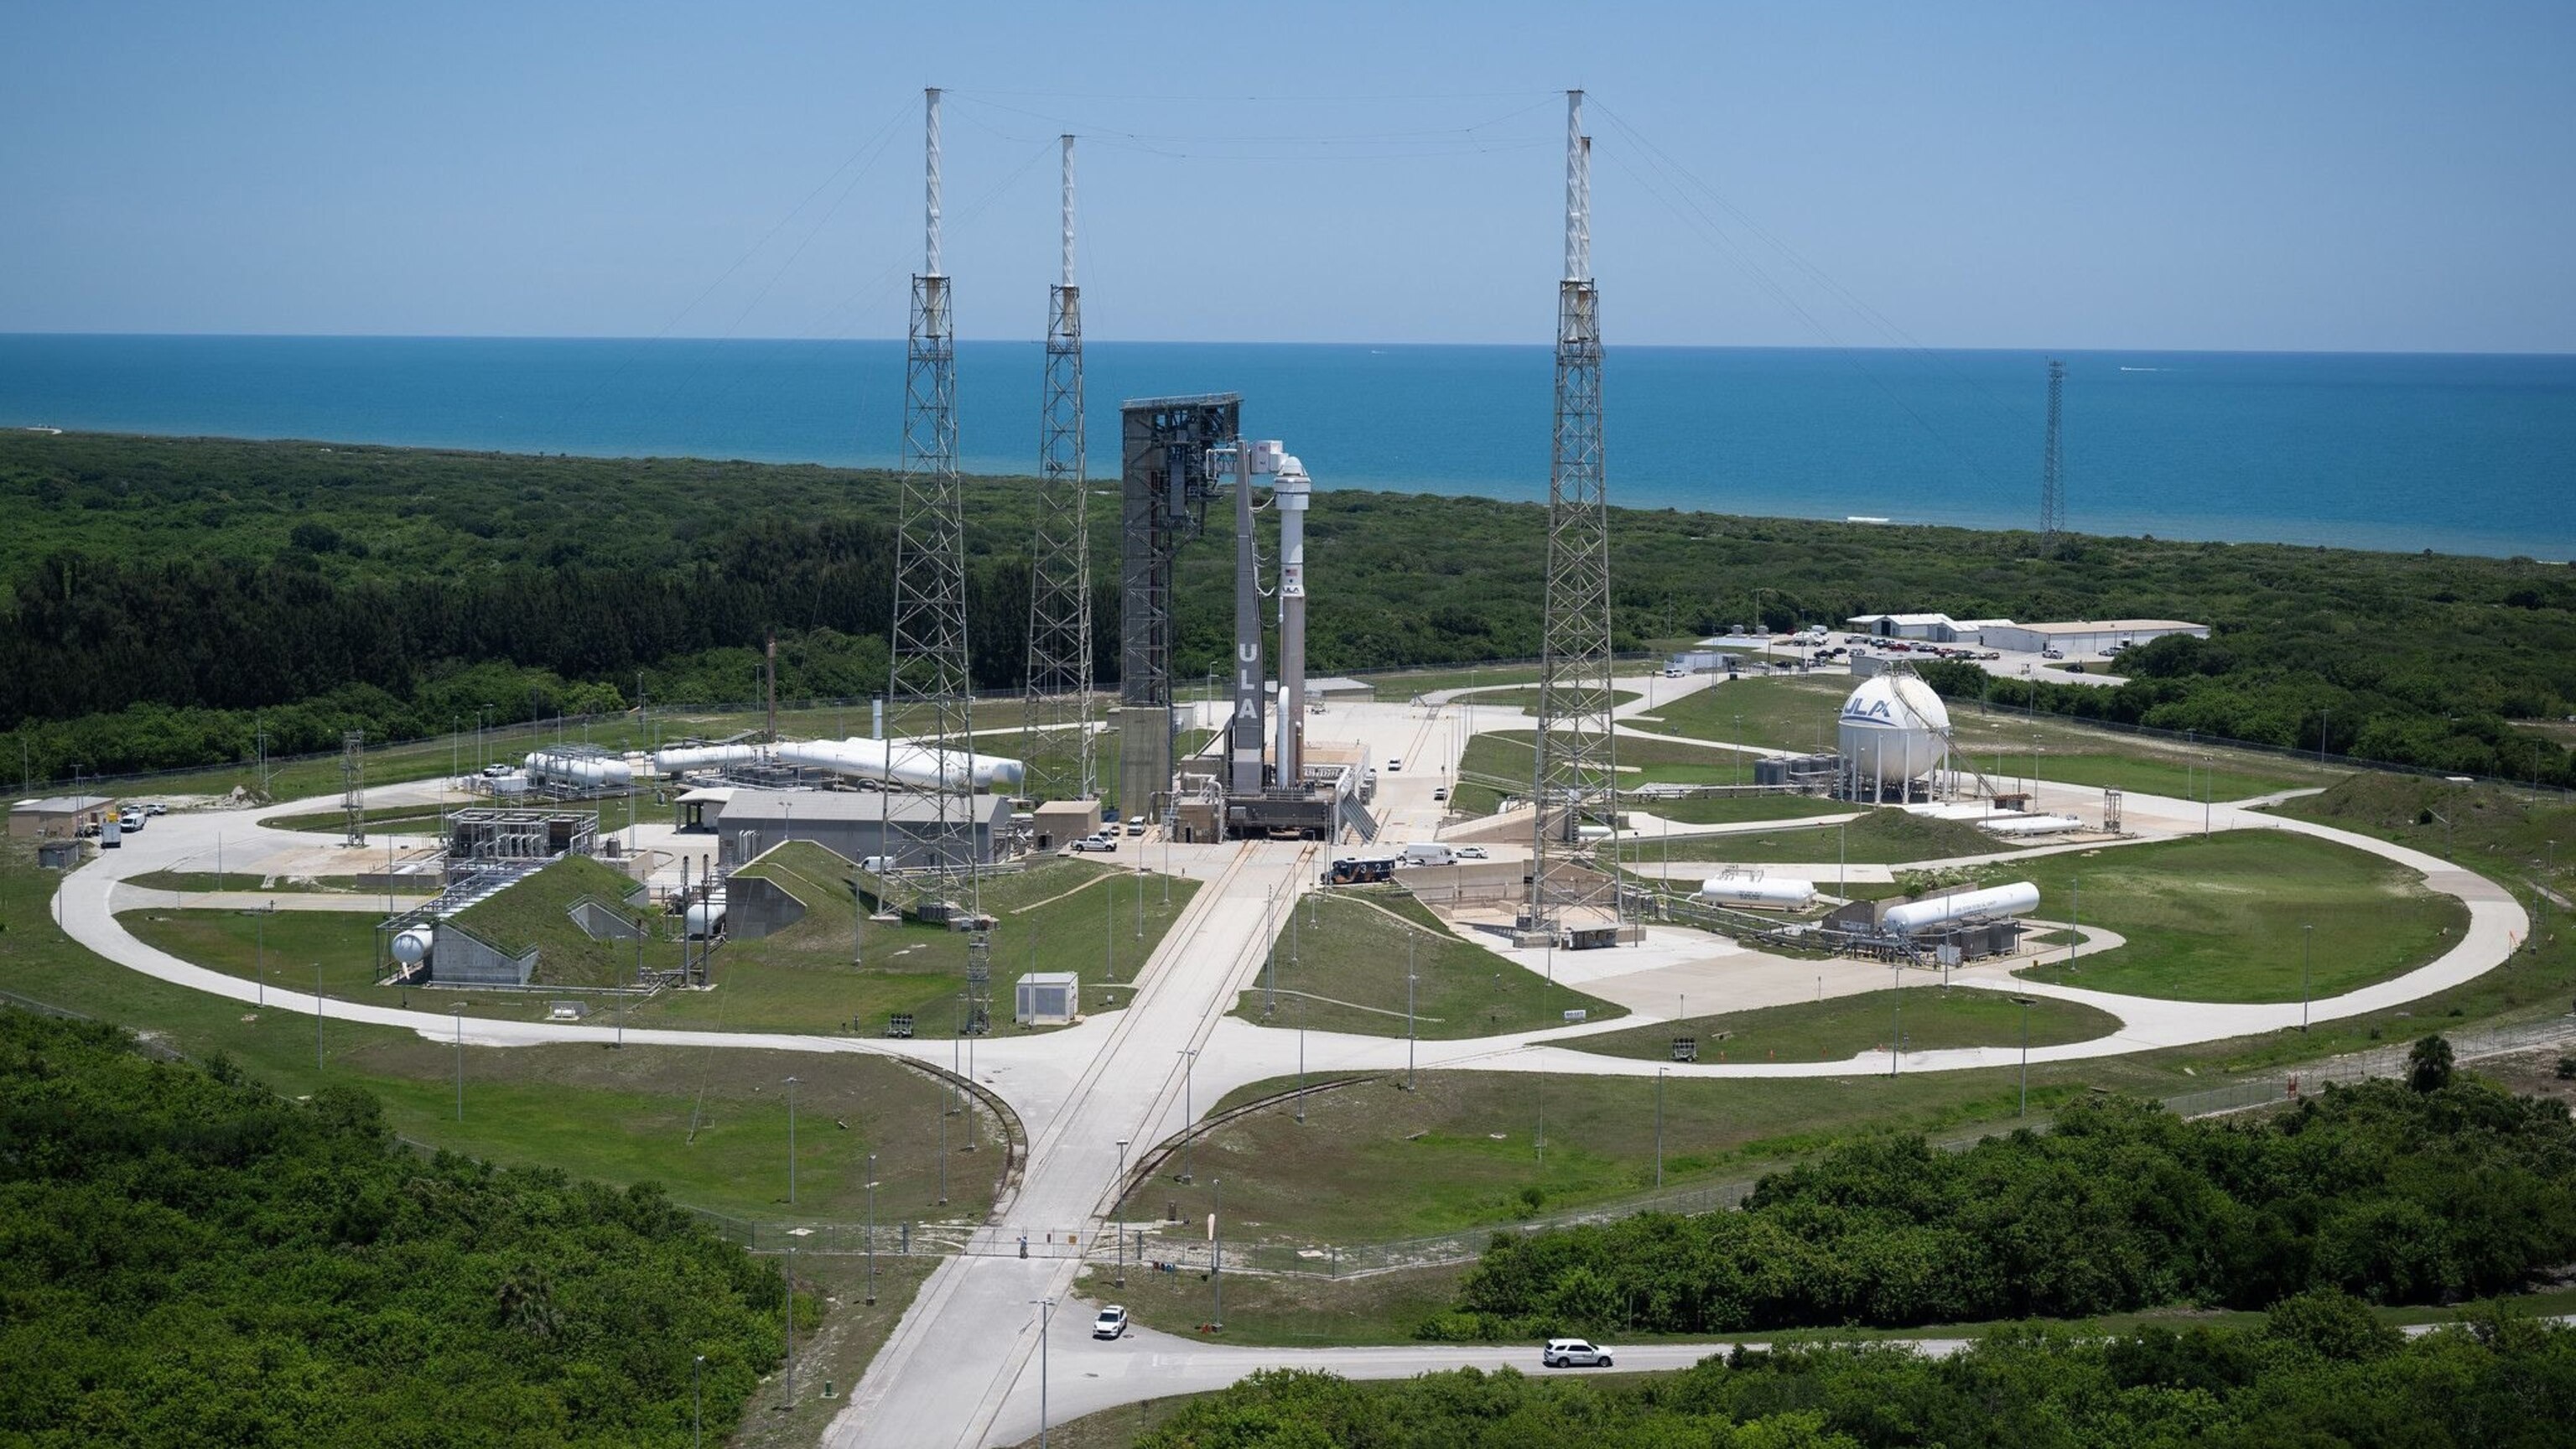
[1400,842,1457,867]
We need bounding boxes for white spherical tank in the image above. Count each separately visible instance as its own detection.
[1838,673,1951,789]
[683,902,725,938]
[390,926,434,966]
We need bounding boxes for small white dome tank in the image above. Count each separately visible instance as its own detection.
[1838,673,1952,790]
[1881,881,2042,933]
[683,902,725,938]
[391,926,434,966]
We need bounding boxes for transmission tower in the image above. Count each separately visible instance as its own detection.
[1526,91,1620,942]
[886,87,989,1023]
[340,730,366,846]
[1022,133,1094,802]
[2039,357,2065,548]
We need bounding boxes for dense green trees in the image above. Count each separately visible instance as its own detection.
[4,431,2572,786]
[0,1009,786,1446]
[1430,1077,2576,1339]
[1140,1304,2576,1447]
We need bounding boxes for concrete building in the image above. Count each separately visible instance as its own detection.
[1978,619,2209,656]
[8,795,114,839]
[1015,971,1081,1026]
[707,788,1010,868]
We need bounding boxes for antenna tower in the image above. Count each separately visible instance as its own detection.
[1023,134,1094,800]
[887,87,989,1021]
[1527,92,1620,940]
[340,730,366,847]
[2039,357,2064,548]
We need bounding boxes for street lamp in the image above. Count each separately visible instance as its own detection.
[865,1151,879,1306]
[453,1004,467,1121]
[1029,1296,1056,1449]
[1210,1176,1224,1330]
[1177,1048,1198,1183]
[1888,963,1903,1078]
[2012,996,2035,1115]
[2301,924,2314,1031]
[1654,1067,1667,1187]
[1114,1138,1130,1288]
[783,1076,802,1207]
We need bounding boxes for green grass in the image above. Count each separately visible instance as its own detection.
[1070,1263,1469,1348]
[1633,809,2023,866]
[1566,987,2125,1064]
[625,857,1200,1038]
[1633,794,1853,827]
[1649,675,2343,801]
[2,846,1004,1225]
[449,854,652,987]
[2012,829,2469,1002]
[1228,891,1622,1040]
[1142,1065,2150,1246]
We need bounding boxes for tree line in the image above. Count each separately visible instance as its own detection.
[3,431,2571,787]
[1426,1061,2576,1340]
[0,1008,788,1446]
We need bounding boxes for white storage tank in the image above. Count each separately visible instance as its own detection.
[390,926,434,967]
[1696,874,1818,909]
[1838,673,1951,792]
[654,743,761,776]
[1881,880,2042,933]
[683,901,725,938]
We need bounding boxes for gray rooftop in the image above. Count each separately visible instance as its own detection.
[12,795,112,813]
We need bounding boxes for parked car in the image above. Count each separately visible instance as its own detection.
[481,762,513,777]
[1093,1305,1129,1340]
[2040,647,2065,660]
[1543,1337,1614,1368]
[1978,651,2001,661]
[1386,757,1403,771]
[1070,834,1117,853]
[117,810,143,832]
[143,802,168,816]
[1431,787,1448,802]
[1452,844,1490,860]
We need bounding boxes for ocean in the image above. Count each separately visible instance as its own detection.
[1,334,2568,559]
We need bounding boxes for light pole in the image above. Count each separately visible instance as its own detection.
[1210,1176,1224,1330]
[1889,963,1902,1078]
[1114,1138,1130,1288]
[314,963,324,1071]
[1263,883,1276,1017]
[1104,872,1114,982]
[865,1151,879,1306]
[1405,939,1419,1090]
[2012,996,2034,1115]
[937,1071,948,1206]
[2301,924,2313,1031]
[1654,1067,1666,1187]
[453,1005,466,1121]
[255,905,267,1006]
[1296,995,1308,1124]
[783,1076,801,1207]
[1178,1048,1198,1183]
[2070,876,2080,966]
[1030,1296,1055,1448]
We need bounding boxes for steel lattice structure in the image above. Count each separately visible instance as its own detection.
[1022,134,1094,801]
[2039,357,2065,548]
[886,89,989,1021]
[1528,91,1620,936]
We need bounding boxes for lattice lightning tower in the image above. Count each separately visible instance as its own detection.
[1022,134,1094,801]
[886,88,989,1029]
[1527,91,1620,937]
[2039,357,2065,548]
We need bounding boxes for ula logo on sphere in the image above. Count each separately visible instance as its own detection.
[1842,700,1895,723]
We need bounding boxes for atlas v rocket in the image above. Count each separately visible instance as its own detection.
[1225,438,1311,797]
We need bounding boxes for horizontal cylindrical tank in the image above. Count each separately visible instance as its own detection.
[525,750,634,788]
[1881,880,2042,934]
[654,744,761,775]
[488,771,529,797]
[777,736,1026,791]
[391,926,434,966]
[1838,673,1952,788]
[1696,875,1818,909]
[683,902,724,938]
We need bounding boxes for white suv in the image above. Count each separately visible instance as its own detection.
[1542,1337,1613,1368]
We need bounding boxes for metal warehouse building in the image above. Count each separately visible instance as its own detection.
[705,788,1011,869]
[1977,619,2209,655]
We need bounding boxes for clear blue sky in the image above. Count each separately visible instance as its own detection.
[5,1,2569,351]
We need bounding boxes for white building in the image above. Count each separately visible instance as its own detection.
[1978,619,2209,655]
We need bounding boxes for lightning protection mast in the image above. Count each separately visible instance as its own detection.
[887,86,990,1023]
[1023,134,1094,801]
[2038,357,2065,549]
[1526,91,1620,943]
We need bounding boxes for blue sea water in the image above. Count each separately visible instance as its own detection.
[0,334,2568,559]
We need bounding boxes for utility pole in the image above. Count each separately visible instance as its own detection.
[784,1076,801,1207]
[2039,357,2066,548]
[2302,923,2314,1031]
[865,1151,879,1306]
[1654,1067,1666,1187]
[1178,1047,1197,1183]
[1114,1138,1130,1287]
[2014,996,2034,1115]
